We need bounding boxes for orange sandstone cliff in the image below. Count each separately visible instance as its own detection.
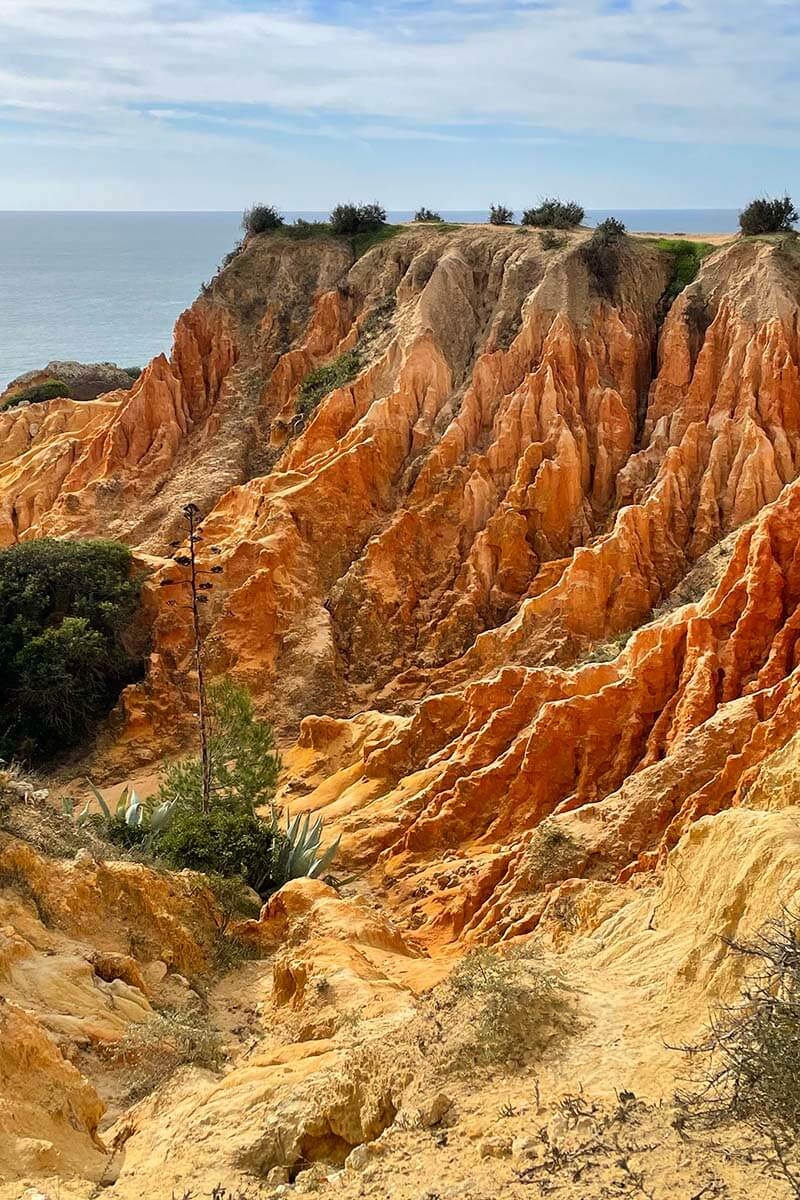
[4,225,800,1197]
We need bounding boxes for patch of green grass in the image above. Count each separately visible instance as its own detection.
[649,238,716,305]
[1,379,71,410]
[297,349,362,419]
[250,220,404,258]
[281,220,333,241]
[352,223,403,258]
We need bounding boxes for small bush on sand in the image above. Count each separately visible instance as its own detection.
[489,204,514,226]
[593,216,626,239]
[678,911,800,1195]
[114,1009,225,1100]
[156,808,280,897]
[739,195,798,236]
[242,204,284,235]
[523,820,584,888]
[523,198,584,229]
[436,945,566,1069]
[414,207,443,222]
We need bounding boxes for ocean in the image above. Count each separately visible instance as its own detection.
[0,209,740,390]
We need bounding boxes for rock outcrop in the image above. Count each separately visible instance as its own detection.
[1,360,139,405]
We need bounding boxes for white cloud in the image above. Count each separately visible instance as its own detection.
[0,0,796,154]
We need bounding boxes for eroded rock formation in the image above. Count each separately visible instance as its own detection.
[4,224,800,1196]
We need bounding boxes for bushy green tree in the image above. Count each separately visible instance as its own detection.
[414,207,443,222]
[329,202,386,235]
[151,678,328,897]
[739,195,798,236]
[156,678,281,816]
[489,204,514,226]
[580,217,627,298]
[0,539,141,760]
[522,198,584,229]
[241,204,284,235]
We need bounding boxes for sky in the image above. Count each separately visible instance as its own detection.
[1,0,797,210]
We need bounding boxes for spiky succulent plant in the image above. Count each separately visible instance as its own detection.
[63,781,176,845]
[270,809,341,885]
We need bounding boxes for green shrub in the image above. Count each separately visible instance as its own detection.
[156,678,281,817]
[739,195,798,236]
[296,349,361,420]
[439,945,566,1069]
[156,807,280,897]
[414,207,443,222]
[1,379,71,411]
[522,198,584,229]
[329,202,386,236]
[123,366,142,380]
[581,219,627,298]
[0,539,141,761]
[242,204,284,235]
[489,204,514,226]
[540,229,566,250]
[593,216,626,239]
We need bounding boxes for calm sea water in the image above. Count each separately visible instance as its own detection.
[0,209,740,390]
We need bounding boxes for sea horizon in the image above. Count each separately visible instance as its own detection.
[0,209,741,390]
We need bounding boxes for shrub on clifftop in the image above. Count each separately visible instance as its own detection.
[0,379,72,410]
[0,539,141,761]
[414,207,443,222]
[329,202,386,235]
[242,204,284,235]
[523,198,584,229]
[489,204,514,226]
[739,195,798,236]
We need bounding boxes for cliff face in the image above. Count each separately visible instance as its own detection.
[6,228,800,923]
[5,225,800,1197]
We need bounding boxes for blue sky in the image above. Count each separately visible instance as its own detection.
[0,0,797,210]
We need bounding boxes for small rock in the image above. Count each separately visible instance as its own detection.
[547,1113,570,1143]
[266,1165,290,1185]
[512,1134,541,1161]
[345,1143,372,1171]
[74,848,93,865]
[419,1091,454,1128]
[295,1163,328,1187]
[141,959,168,987]
[32,789,48,801]
[464,1118,492,1140]
[479,1135,512,1159]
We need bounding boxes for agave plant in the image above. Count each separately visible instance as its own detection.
[63,781,177,845]
[270,808,341,885]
